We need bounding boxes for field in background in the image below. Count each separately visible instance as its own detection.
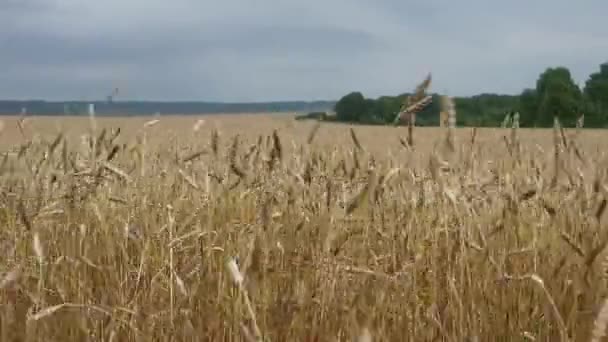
[2,114,608,340]
[1,114,607,157]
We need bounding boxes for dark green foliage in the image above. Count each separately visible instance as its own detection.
[584,63,608,107]
[333,91,518,127]
[582,62,608,126]
[518,89,539,127]
[454,94,519,127]
[333,63,608,128]
[372,96,402,123]
[334,92,368,122]
[533,67,583,127]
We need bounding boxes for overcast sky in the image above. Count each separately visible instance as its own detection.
[1,0,607,102]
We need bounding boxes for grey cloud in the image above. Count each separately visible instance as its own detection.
[0,29,201,66]
[2,0,54,12]
[1,0,608,101]
[204,26,387,55]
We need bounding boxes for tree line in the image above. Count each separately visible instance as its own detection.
[329,62,608,128]
[0,100,336,116]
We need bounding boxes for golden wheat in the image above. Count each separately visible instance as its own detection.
[0,114,606,340]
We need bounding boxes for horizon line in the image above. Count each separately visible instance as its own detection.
[0,91,526,104]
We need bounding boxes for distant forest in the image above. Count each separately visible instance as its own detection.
[4,62,608,128]
[317,62,608,128]
[0,100,336,116]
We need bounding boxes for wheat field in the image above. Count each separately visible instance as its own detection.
[1,113,608,341]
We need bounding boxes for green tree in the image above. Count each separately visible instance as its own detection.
[334,92,367,122]
[534,67,583,126]
[330,63,608,128]
[584,63,608,106]
[416,93,442,126]
[518,88,539,127]
[372,96,401,123]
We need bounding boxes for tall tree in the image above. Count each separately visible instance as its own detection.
[534,67,583,126]
[334,92,367,122]
[518,88,539,127]
[373,96,402,123]
[584,62,608,114]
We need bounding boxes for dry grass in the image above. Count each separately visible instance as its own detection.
[2,113,608,341]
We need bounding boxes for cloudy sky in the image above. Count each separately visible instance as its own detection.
[1,0,607,102]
